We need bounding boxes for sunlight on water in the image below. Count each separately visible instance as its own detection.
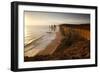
[24,25,50,46]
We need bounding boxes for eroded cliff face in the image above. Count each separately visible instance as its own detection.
[24,24,90,61]
[59,24,90,40]
[52,24,90,59]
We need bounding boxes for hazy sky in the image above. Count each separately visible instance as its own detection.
[24,11,90,26]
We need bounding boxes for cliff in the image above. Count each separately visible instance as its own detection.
[24,24,90,61]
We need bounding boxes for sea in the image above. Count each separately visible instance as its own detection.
[24,25,50,46]
[24,25,59,57]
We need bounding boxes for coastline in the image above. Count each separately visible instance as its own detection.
[24,24,90,62]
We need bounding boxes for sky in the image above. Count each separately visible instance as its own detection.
[24,11,90,26]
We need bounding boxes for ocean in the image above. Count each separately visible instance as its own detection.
[24,25,50,46]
